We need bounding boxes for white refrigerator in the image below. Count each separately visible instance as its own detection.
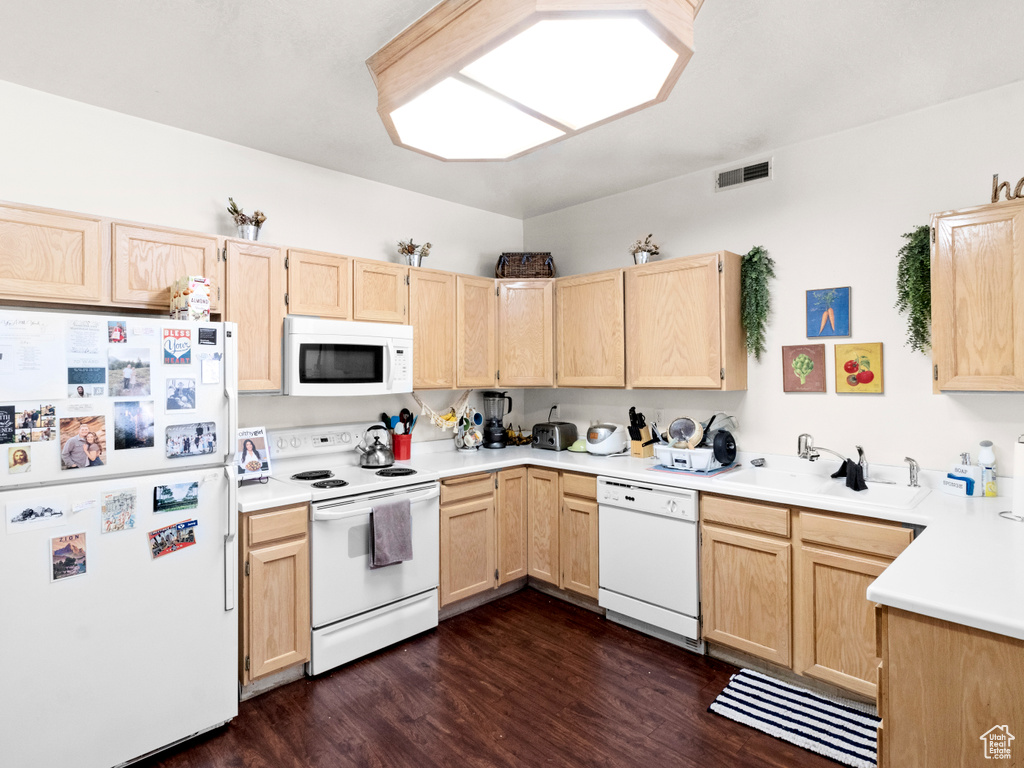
[0,308,239,768]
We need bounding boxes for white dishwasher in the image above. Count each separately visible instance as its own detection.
[597,476,703,653]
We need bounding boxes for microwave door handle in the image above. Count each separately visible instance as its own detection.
[384,339,396,389]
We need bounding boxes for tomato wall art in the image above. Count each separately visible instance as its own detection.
[806,287,851,338]
[835,342,883,393]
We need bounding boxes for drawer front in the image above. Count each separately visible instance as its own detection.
[561,471,596,500]
[440,473,494,505]
[799,511,912,559]
[248,504,308,547]
[702,494,790,537]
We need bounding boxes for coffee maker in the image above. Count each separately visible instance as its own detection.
[481,390,513,449]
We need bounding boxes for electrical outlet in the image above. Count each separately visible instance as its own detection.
[549,403,560,420]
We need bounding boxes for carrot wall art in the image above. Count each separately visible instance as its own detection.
[806,287,851,338]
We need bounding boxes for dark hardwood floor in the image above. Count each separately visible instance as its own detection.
[139,589,835,768]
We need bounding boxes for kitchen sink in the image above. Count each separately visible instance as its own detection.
[725,468,832,495]
[815,480,930,510]
[725,468,930,510]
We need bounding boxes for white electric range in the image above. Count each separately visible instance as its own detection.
[268,423,441,676]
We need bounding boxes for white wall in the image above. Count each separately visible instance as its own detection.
[524,80,1024,472]
[0,79,523,439]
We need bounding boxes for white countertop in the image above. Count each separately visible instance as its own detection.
[237,443,1024,642]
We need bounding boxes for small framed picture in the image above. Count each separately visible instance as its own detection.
[807,287,851,338]
[835,342,883,393]
[782,344,826,392]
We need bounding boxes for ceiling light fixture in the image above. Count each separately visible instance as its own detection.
[366,0,704,161]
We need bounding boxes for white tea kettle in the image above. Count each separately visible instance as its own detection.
[356,425,394,468]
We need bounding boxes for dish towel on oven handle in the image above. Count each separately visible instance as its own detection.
[370,499,413,568]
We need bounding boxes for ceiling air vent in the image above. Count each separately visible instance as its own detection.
[715,159,772,192]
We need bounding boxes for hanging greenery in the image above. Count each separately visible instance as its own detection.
[894,225,931,353]
[741,245,775,361]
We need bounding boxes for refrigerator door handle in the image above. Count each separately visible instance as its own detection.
[222,322,239,465]
[224,465,238,612]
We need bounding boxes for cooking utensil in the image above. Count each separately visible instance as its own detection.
[399,408,413,433]
[380,412,392,431]
[668,417,703,449]
[356,425,395,468]
[712,429,737,465]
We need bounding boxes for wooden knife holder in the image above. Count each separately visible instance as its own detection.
[631,426,654,458]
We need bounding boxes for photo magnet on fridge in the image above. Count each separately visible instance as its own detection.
[8,445,31,474]
[108,348,152,397]
[107,321,127,343]
[165,422,216,458]
[149,519,198,559]
[7,497,67,535]
[113,401,155,450]
[165,379,196,412]
[101,488,138,533]
[51,532,87,582]
[162,328,192,365]
[153,482,199,514]
[0,405,14,443]
[59,415,106,470]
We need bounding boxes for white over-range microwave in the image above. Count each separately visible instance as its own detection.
[283,317,413,396]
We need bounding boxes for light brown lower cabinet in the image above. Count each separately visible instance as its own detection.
[527,467,560,584]
[240,504,310,686]
[439,469,527,607]
[877,605,1024,768]
[701,523,792,666]
[559,473,599,598]
[701,494,913,697]
[527,469,598,598]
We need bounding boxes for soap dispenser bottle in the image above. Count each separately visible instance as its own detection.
[951,452,983,496]
[978,440,998,497]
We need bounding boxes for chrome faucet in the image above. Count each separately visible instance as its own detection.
[856,445,867,478]
[797,433,846,463]
[905,457,920,488]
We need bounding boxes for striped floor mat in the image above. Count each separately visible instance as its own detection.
[709,669,881,768]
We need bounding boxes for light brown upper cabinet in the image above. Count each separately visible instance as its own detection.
[409,268,456,389]
[224,239,286,391]
[456,275,496,388]
[932,200,1024,390]
[556,269,625,387]
[497,279,554,387]
[0,202,104,305]
[352,259,408,324]
[285,249,351,319]
[111,223,221,312]
[625,252,747,390]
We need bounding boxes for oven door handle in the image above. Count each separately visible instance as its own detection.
[312,485,440,521]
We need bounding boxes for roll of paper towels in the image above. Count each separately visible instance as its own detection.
[1014,436,1024,516]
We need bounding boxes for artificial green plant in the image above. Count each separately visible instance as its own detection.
[741,245,775,361]
[894,225,931,353]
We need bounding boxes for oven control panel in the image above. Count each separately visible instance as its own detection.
[268,423,380,460]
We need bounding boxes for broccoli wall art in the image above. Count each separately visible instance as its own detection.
[806,287,851,338]
[782,344,826,392]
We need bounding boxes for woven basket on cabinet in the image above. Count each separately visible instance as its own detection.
[494,252,555,279]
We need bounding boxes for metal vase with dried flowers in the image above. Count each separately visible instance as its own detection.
[629,234,660,265]
[227,197,267,241]
[398,238,432,268]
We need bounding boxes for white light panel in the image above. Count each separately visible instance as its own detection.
[390,77,564,160]
[461,18,679,131]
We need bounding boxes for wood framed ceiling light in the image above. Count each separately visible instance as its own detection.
[366,0,704,161]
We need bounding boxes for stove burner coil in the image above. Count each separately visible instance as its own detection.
[375,467,417,477]
[292,470,334,481]
[311,479,350,489]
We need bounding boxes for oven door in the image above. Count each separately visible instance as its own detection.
[310,483,440,629]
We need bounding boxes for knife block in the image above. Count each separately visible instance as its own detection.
[631,426,654,458]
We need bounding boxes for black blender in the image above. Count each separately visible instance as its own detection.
[481,390,513,449]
